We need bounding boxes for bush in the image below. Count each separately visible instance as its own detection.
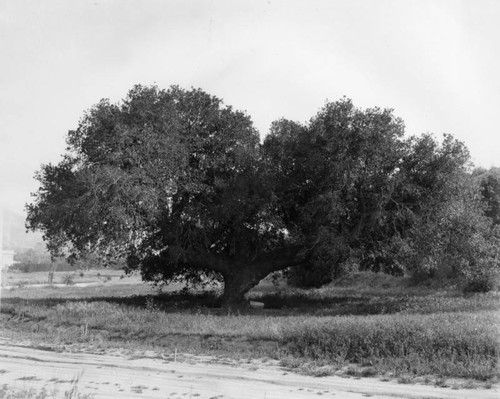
[463,272,499,293]
[61,274,75,286]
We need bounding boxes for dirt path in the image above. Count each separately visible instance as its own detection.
[0,338,497,399]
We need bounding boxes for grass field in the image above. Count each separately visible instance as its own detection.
[1,270,499,388]
[1,268,143,288]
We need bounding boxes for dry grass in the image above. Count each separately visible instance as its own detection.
[0,271,499,382]
[280,310,499,380]
[0,377,93,399]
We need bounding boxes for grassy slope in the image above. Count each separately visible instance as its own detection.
[0,271,499,384]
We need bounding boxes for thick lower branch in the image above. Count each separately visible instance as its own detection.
[173,243,312,277]
[171,244,315,307]
[248,243,315,275]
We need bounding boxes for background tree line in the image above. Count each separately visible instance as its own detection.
[26,85,500,306]
[11,246,124,273]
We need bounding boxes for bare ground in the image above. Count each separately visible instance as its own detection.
[0,337,497,399]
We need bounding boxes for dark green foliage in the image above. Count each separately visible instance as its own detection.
[26,86,500,301]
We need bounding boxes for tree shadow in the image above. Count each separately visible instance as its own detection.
[1,289,416,317]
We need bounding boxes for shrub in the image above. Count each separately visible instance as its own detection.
[463,272,499,293]
[61,274,75,286]
[14,280,29,289]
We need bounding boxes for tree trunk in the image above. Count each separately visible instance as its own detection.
[221,267,263,309]
[48,261,57,285]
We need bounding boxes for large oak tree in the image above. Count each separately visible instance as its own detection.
[28,86,313,306]
[27,85,495,306]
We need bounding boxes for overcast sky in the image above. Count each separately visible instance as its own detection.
[1,0,499,215]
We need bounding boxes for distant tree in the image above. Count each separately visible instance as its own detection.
[14,247,50,265]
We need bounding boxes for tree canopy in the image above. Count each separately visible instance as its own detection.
[27,85,500,306]
[474,167,500,225]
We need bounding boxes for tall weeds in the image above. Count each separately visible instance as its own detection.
[280,312,500,379]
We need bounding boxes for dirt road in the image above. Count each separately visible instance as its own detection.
[0,338,497,399]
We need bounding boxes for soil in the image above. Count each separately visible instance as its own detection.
[0,337,497,399]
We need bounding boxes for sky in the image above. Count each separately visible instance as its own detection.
[1,0,500,216]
